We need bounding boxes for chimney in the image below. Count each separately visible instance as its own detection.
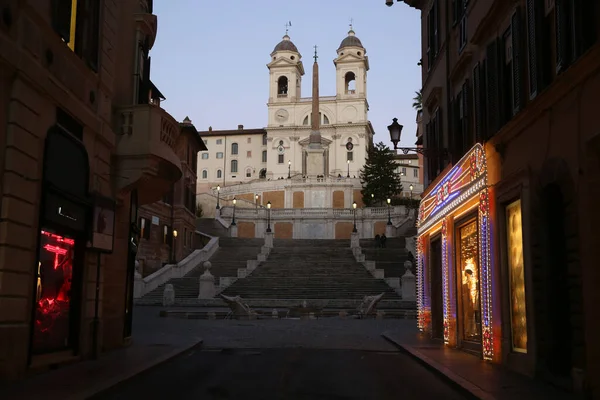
[238,124,244,130]
[208,126,212,131]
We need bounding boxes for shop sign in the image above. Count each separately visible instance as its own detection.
[88,193,116,253]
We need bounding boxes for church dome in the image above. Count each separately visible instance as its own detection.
[338,30,364,50]
[273,35,299,53]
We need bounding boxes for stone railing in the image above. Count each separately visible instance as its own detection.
[215,176,362,197]
[220,206,407,220]
[134,235,219,298]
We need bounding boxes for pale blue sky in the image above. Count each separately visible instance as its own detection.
[150,1,421,148]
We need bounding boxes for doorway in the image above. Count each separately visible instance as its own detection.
[542,184,572,379]
[430,237,444,340]
[456,217,482,352]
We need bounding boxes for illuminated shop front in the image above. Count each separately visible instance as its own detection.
[30,126,91,358]
[416,143,495,360]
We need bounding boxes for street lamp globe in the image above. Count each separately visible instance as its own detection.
[267,201,272,209]
[352,201,357,209]
[216,185,220,192]
[387,118,404,149]
[409,184,414,191]
[232,198,237,205]
[173,230,178,238]
[255,194,259,200]
[387,198,391,205]
[288,160,291,166]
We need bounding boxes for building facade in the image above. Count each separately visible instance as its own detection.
[196,30,375,194]
[136,118,207,277]
[393,153,424,199]
[394,0,600,396]
[0,0,188,380]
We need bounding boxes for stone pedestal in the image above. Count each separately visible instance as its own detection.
[404,260,413,272]
[230,224,238,238]
[306,146,325,177]
[198,261,216,299]
[264,232,274,248]
[163,284,175,306]
[385,224,394,238]
[350,232,360,249]
[402,268,416,301]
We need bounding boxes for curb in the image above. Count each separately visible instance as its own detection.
[75,338,204,400]
[381,332,494,400]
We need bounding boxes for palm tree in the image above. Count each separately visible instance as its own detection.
[412,89,422,111]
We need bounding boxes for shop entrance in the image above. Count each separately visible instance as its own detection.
[456,217,482,353]
[542,184,573,379]
[430,237,444,340]
[30,123,90,358]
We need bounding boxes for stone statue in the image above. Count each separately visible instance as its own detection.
[356,292,385,318]
[219,293,256,319]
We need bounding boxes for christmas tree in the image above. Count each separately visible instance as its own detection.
[360,142,403,207]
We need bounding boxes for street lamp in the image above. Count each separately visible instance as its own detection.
[352,201,357,233]
[347,160,350,178]
[388,117,446,156]
[288,160,291,179]
[266,201,272,233]
[387,198,392,225]
[231,197,237,226]
[255,194,259,209]
[171,229,178,263]
[371,193,374,206]
[409,184,414,200]
[216,185,221,209]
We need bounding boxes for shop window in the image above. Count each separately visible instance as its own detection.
[458,218,482,343]
[33,230,76,353]
[139,217,150,239]
[506,199,528,352]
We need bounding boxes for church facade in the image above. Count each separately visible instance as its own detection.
[196,29,374,200]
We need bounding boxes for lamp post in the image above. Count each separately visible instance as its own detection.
[409,184,414,201]
[171,229,178,263]
[387,198,392,225]
[288,160,291,179]
[266,201,272,233]
[371,193,374,206]
[255,194,259,209]
[347,160,350,178]
[216,185,221,210]
[352,201,357,233]
[231,197,237,226]
[388,117,446,156]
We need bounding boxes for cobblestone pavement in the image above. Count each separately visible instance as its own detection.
[134,306,418,351]
[91,307,467,399]
[93,348,467,400]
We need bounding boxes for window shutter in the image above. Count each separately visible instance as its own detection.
[486,40,500,138]
[472,63,482,142]
[526,0,539,98]
[52,0,73,43]
[555,0,570,73]
[511,8,525,114]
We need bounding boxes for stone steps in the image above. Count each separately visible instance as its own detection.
[196,218,229,237]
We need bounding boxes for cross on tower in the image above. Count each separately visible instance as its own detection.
[313,45,318,62]
[285,21,292,35]
[349,18,354,30]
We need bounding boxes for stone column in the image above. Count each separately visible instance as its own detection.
[265,231,274,248]
[198,261,216,299]
[230,224,238,238]
[402,267,416,301]
[350,232,360,249]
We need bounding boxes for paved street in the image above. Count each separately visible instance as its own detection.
[93,347,466,400]
[91,307,467,399]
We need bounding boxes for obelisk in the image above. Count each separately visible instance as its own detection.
[306,45,326,177]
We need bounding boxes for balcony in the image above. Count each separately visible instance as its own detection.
[115,105,183,205]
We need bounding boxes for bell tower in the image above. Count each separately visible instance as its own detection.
[267,33,305,104]
[334,28,369,100]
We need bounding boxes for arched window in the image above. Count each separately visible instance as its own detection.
[217,169,222,178]
[246,168,252,178]
[323,114,330,124]
[201,170,207,179]
[303,116,309,125]
[231,142,238,155]
[231,160,238,173]
[345,71,356,94]
[277,76,288,96]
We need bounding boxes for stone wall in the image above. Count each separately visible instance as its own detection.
[263,190,285,208]
[293,191,304,208]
